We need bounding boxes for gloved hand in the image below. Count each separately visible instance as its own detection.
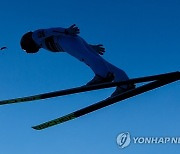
[65,24,80,35]
[90,44,105,55]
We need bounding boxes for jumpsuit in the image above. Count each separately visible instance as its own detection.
[32,27,129,84]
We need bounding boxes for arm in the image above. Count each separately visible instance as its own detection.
[32,24,80,45]
[41,24,80,37]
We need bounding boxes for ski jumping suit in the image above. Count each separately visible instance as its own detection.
[32,27,129,83]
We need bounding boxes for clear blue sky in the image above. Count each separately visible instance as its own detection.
[0,0,179,153]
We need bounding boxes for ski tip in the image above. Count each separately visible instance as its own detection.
[31,113,77,130]
[32,126,42,130]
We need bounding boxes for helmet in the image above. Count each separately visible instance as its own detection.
[20,32,40,53]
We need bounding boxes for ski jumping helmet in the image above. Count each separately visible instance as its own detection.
[20,32,40,53]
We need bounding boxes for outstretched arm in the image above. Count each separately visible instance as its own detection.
[32,24,80,44]
[89,44,105,55]
[52,24,80,35]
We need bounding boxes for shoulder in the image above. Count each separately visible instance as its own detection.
[33,29,46,38]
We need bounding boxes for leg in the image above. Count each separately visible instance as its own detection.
[104,61,129,82]
[70,36,130,82]
[59,35,130,87]
[59,35,112,78]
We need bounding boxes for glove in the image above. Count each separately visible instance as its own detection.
[65,24,80,35]
[90,44,105,55]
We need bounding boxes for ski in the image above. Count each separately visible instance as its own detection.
[0,71,179,106]
[32,75,180,130]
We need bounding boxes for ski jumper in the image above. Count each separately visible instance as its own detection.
[32,27,129,83]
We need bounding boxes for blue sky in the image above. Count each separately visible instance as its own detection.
[0,0,179,153]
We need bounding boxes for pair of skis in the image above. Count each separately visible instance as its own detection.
[0,71,179,130]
